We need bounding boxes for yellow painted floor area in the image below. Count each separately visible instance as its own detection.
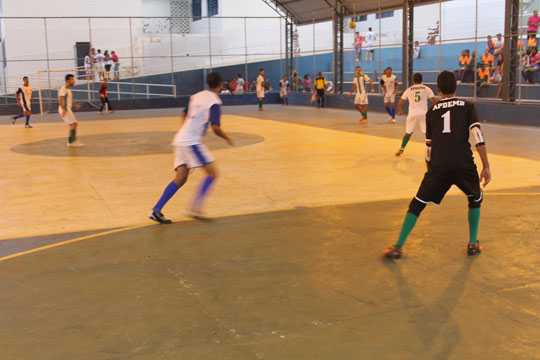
[1,110,539,240]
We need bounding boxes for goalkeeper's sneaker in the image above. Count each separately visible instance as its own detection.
[148,210,172,224]
[395,148,404,156]
[467,241,482,256]
[383,246,402,259]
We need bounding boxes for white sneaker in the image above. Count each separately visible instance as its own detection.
[391,119,396,123]
[68,141,84,147]
[387,116,394,123]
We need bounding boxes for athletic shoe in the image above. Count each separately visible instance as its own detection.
[383,246,402,259]
[25,124,33,128]
[11,116,17,124]
[98,111,103,115]
[148,210,172,224]
[361,119,368,125]
[395,148,404,156]
[467,241,482,256]
[188,209,213,222]
[387,116,394,123]
[67,141,84,147]
[391,119,396,124]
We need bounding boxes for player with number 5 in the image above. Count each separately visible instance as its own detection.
[395,73,438,156]
[384,71,491,259]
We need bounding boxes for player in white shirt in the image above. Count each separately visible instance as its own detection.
[94,49,105,80]
[380,67,399,123]
[365,27,376,61]
[149,72,234,224]
[279,75,290,106]
[235,74,245,95]
[348,66,374,124]
[84,52,92,80]
[58,74,83,147]
[12,76,34,128]
[395,72,438,156]
[256,69,265,111]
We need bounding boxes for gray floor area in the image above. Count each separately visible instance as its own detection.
[2,105,540,359]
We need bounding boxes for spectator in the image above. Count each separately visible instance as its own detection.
[527,10,540,37]
[490,56,503,98]
[354,31,364,62]
[111,51,120,80]
[84,51,92,80]
[481,49,495,71]
[476,63,490,96]
[413,41,421,59]
[486,35,496,54]
[527,33,538,50]
[303,74,312,92]
[464,51,482,83]
[235,74,244,95]
[518,37,526,56]
[293,28,300,55]
[427,21,439,45]
[493,33,504,56]
[95,49,105,81]
[291,71,303,92]
[98,78,114,114]
[104,50,112,78]
[264,77,272,91]
[522,47,540,83]
[455,50,472,81]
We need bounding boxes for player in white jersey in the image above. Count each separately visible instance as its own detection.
[94,49,105,80]
[235,74,245,95]
[365,27,376,61]
[59,74,83,147]
[380,67,399,123]
[256,68,265,111]
[348,66,374,124]
[148,72,234,224]
[84,52,92,80]
[279,75,290,106]
[395,72,438,156]
[12,76,33,128]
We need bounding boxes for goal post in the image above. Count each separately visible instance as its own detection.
[37,68,105,116]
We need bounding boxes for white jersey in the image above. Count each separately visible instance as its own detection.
[17,85,33,106]
[58,84,73,109]
[279,80,289,89]
[84,55,91,68]
[236,78,244,89]
[380,74,397,95]
[173,90,222,146]
[354,74,371,94]
[95,53,105,67]
[401,84,435,116]
[255,75,264,91]
[366,31,376,44]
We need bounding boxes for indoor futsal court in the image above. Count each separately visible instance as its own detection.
[2,0,540,359]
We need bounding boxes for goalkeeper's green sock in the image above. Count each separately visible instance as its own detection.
[400,135,411,150]
[468,207,481,245]
[396,212,418,248]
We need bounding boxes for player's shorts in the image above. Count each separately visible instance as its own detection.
[257,89,265,98]
[234,88,244,95]
[174,144,214,170]
[415,165,482,206]
[354,93,368,105]
[383,93,395,103]
[405,114,426,134]
[59,108,77,125]
[366,42,375,51]
[355,47,362,55]
[279,88,287,98]
[20,100,31,112]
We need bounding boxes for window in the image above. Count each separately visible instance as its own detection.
[192,0,201,21]
[356,15,367,22]
[207,0,218,16]
[376,11,394,19]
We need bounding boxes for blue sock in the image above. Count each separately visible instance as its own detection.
[285,97,288,105]
[385,106,391,116]
[153,181,180,212]
[391,107,395,119]
[192,176,215,210]
[15,113,24,119]
[25,115,30,125]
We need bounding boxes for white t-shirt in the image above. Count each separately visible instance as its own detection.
[256,75,264,91]
[380,74,397,95]
[401,84,435,116]
[17,85,33,104]
[279,80,289,89]
[173,90,222,146]
[366,31,376,44]
[58,85,73,110]
[354,74,371,94]
[84,55,91,67]
[95,53,105,67]
[236,78,244,89]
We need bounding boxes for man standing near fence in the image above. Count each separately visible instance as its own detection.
[12,76,33,128]
[112,51,120,80]
[365,27,376,62]
[256,69,265,111]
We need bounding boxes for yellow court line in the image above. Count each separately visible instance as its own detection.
[0,224,147,263]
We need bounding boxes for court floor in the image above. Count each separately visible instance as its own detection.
[1,105,539,359]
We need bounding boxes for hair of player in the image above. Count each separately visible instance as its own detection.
[206,72,222,89]
[413,73,423,83]
[355,66,361,69]
[386,67,392,71]
[237,74,242,77]
[98,49,101,53]
[369,27,372,31]
[23,76,28,80]
[436,71,457,95]
[65,74,75,81]
[259,68,264,72]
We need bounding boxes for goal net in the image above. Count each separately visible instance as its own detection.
[37,68,106,115]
